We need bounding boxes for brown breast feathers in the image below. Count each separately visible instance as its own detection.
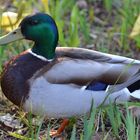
[0,51,49,106]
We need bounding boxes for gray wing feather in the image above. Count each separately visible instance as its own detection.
[56,47,140,64]
[55,47,140,88]
[107,69,140,93]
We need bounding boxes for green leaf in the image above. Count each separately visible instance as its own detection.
[9,132,32,140]
[70,125,76,140]
[68,5,80,47]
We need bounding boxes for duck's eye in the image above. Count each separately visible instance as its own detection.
[29,20,39,25]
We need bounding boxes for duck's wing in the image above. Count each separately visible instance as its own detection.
[56,47,140,64]
[107,69,140,92]
[42,47,140,87]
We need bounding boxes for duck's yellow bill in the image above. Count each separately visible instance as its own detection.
[0,27,24,45]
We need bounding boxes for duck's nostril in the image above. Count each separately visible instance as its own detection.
[13,32,16,34]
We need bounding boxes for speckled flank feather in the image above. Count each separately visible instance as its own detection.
[23,75,131,118]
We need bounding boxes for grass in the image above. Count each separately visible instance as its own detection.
[0,0,140,139]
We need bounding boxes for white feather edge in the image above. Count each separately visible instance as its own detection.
[130,90,140,99]
[28,49,54,62]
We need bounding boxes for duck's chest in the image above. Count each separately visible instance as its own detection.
[0,51,49,106]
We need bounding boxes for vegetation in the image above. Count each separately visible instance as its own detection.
[0,0,140,139]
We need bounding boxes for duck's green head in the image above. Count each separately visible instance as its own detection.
[0,13,59,60]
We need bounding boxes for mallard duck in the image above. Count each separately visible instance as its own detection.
[0,13,140,136]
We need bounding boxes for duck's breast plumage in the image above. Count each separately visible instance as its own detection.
[1,50,48,106]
